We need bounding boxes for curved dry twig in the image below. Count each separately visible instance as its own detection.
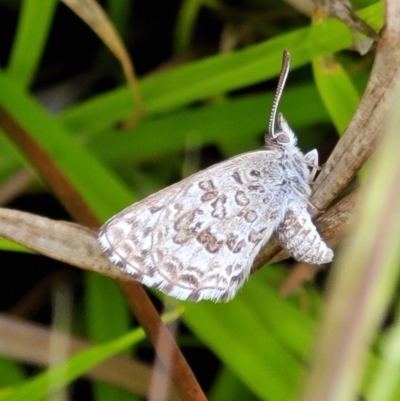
[312,16,400,211]
[256,0,400,271]
[254,5,400,274]
[0,187,353,280]
[300,3,400,400]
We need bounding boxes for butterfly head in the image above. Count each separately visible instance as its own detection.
[266,112,297,149]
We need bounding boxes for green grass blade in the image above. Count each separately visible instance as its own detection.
[209,367,260,401]
[87,85,329,165]
[368,299,400,401]
[183,268,309,401]
[6,0,58,88]
[85,274,135,401]
[0,357,25,387]
[312,54,360,134]
[174,0,202,53]
[59,3,383,133]
[0,239,31,253]
[300,68,400,401]
[0,71,135,219]
[0,309,180,401]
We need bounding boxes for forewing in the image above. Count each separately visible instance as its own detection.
[98,151,285,302]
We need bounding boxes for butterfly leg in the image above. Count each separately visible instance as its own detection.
[304,149,320,182]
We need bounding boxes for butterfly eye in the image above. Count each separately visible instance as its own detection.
[276,133,290,144]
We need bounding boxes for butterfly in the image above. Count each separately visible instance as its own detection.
[98,50,333,302]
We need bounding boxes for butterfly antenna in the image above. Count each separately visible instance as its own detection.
[268,49,291,136]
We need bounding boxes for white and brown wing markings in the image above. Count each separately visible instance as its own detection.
[98,183,183,278]
[99,148,332,302]
[99,151,282,301]
[148,151,283,301]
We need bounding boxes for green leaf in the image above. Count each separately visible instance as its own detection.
[6,0,58,88]
[59,3,383,134]
[183,267,310,401]
[0,71,135,219]
[312,54,360,134]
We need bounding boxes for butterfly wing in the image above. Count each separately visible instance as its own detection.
[98,151,286,302]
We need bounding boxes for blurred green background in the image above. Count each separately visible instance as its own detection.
[1,1,396,401]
